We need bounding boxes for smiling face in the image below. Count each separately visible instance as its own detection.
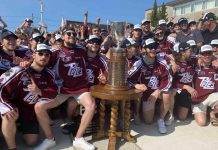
[2,36,17,52]
[62,30,77,47]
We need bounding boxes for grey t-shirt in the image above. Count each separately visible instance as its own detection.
[176,29,204,44]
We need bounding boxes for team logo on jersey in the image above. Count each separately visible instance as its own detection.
[86,69,95,83]
[147,76,158,89]
[61,57,72,62]
[179,72,193,83]
[199,77,215,89]
[24,92,38,104]
[59,51,66,58]
[20,72,29,81]
[64,63,83,77]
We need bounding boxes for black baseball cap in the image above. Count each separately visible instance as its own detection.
[178,42,191,52]
[1,30,18,39]
[178,18,188,25]
[62,26,75,34]
[201,12,216,21]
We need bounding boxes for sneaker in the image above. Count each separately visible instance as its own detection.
[157,119,167,134]
[73,137,95,150]
[34,138,56,150]
[165,114,174,126]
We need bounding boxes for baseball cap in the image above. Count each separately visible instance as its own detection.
[25,18,33,23]
[121,38,139,48]
[158,19,167,25]
[36,44,52,54]
[200,45,212,53]
[134,24,142,30]
[55,34,62,41]
[211,39,218,45]
[62,26,75,34]
[1,30,18,39]
[188,20,196,25]
[201,12,216,21]
[87,35,101,43]
[142,38,157,48]
[31,33,44,42]
[187,40,196,46]
[141,19,150,25]
[178,42,191,52]
[178,17,188,25]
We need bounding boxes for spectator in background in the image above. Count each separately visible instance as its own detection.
[30,33,45,52]
[141,19,153,41]
[158,19,171,36]
[132,24,142,44]
[20,18,33,37]
[210,39,218,59]
[16,33,29,47]
[201,12,218,44]
[0,16,7,30]
[176,17,204,49]
[0,16,7,41]
[189,20,197,31]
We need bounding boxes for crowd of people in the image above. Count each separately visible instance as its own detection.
[0,11,218,150]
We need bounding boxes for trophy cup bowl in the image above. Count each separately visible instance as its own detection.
[104,21,129,91]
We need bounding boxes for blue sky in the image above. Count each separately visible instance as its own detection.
[0,0,171,32]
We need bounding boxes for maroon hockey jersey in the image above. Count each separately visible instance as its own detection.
[192,66,218,104]
[128,58,172,100]
[86,55,108,88]
[50,45,89,94]
[0,66,58,122]
[173,57,197,92]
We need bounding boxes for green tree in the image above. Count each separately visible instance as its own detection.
[150,0,158,27]
[158,2,168,21]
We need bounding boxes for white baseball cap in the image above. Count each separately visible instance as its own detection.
[187,40,196,46]
[200,45,212,53]
[211,39,218,45]
[141,19,150,25]
[36,44,52,54]
[158,19,167,25]
[134,24,142,30]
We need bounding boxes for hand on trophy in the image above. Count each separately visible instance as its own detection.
[98,69,107,84]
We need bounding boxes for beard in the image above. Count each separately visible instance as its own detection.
[35,60,48,68]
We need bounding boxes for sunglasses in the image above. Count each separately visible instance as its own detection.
[146,44,157,50]
[65,32,77,37]
[89,41,100,45]
[134,29,142,32]
[36,52,50,57]
[155,32,163,36]
[201,51,213,56]
[211,45,218,48]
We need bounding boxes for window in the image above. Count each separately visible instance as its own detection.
[175,7,181,15]
[206,0,216,9]
[195,1,203,12]
[184,5,192,14]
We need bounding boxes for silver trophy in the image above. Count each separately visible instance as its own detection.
[109,21,127,47]
[105,21,128,90]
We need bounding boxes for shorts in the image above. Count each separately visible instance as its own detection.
[192,92,218,114]
[175,91,192,108]
[56,92,90,105]
[18,119,39,134]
